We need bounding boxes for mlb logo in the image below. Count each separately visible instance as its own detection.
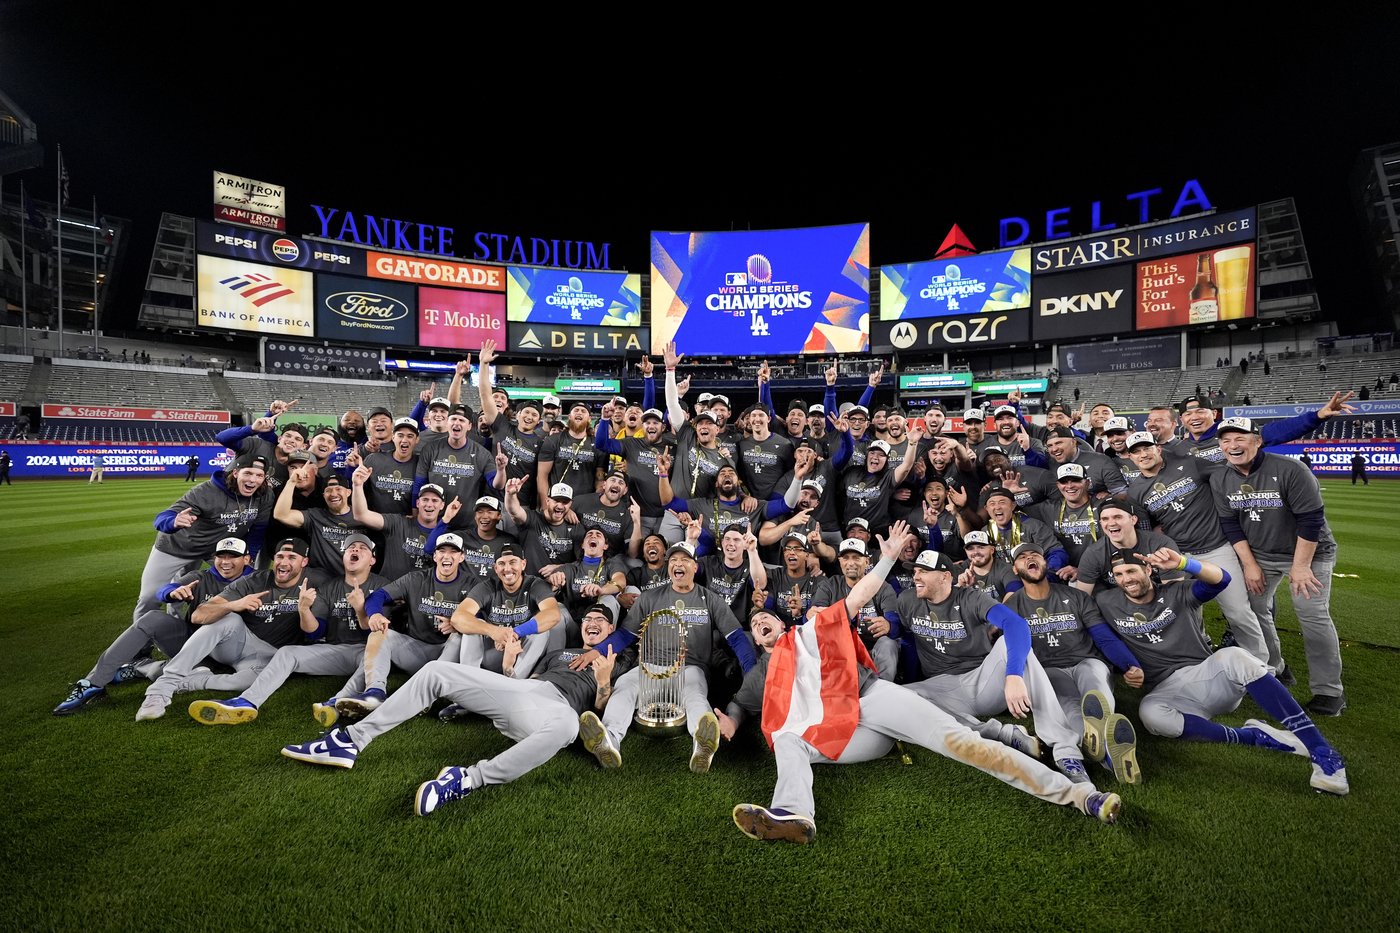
[725,272,748,286]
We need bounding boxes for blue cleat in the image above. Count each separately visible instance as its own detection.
[1085,791,1122,824]
[108,663,146,686]
[414,766,474,816]
[334,688,386,722]
[189,697,258,725]
[281,728,359,769]
[1057,758,1092,784]
[1105,714,1142,785]
[53,681,106,716]
[1309,747,1349,796]
[732,804,816,843]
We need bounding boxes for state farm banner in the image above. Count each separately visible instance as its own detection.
[0,442,230,478]
[0,402,14,417]
[42,404,231,423]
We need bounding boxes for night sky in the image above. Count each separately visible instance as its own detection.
[4,5,1399,337]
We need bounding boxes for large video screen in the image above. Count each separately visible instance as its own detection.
[880,248,1030,321]
[507,267,642,326]
[650,223,870,356]
[1136,243,1256,330]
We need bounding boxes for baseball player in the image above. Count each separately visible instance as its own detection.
[354,417,422,516]
[129,454,274,629]
[135,538,313,721]
[808,537,901,681]
[334,532,476,725]
[413,403,496,527]
[724,523,1121,844]
[576,540,757,774]
[592,407,675,537]
[697,525,768,622]
[54,537,253,715]
[273,465,366,573]
[1072,497,1182,595]
[349,467,449,580]
[1004,541,1143,783]
[446,494,519,580]
[187,533,388,724]
[953,530,1019,601]
[537,402,603,497]
[280,603,632,817]
[478,341,546,506]
[443,542,561,680]
[898,546,1091,782]
[1211,417,1347,716]
[1123,430,1272,668]
[1094,546,1348,795]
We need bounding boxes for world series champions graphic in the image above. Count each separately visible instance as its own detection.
[650,224,870,355]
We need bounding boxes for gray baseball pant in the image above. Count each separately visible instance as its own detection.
[1247,555,1343,697]
[346,660,578,788]
[241,643,365,707]
[336,631,444,697]
[144,613,277,701]
[771,679,1092,821]
[1138,647,1266,737]
[602,664,711,748]
[85,609,190,685]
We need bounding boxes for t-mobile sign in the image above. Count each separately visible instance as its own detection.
[417,287,506,351]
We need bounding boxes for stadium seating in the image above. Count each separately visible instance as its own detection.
[46,359,224,409]
[1235,351,1400,405]
[0,358,33,400]
[222,372,396,420]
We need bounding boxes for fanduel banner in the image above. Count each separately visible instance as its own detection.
[1228,400,1400,419]
[507,267,642,327]
[0,442,229,478]
[880,249,1031,321]
[509,322,649,357]
[41,404,230,423]
[1059,334,1180,375]
[1031,264,1134,341]
[651,223,870,356]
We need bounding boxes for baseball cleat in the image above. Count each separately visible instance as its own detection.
[1305,693,1347,717]
[415,766,474,816]
[188,697,258,725]
[732,804,816,844]
[1056,758,1092,784]
[1004,724,1043,760]
[281,728,359,768]
[1242,718,1309,757]
[312,698,340,728]
[1084,791,1122,824]
[690,711,721,774]
[579,712,621,769]
[335,688,386,721]
[437,703,469,722]
[134,695,170,721]
[1275,664,1297,687]
[1104,714,1142,785]
[1309,748,1349,796]
[108,663,146,686]
[1080,689,1110,761]
[53,681,106,716]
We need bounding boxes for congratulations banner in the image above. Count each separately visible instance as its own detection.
[507,267,642,326]
[1267,440,1400,476]
[0,442,229,478]
[650,223,870,356]
[880,249,1030,321]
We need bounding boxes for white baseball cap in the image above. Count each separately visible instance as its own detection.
[435,533,465,551]
[963,409,984,422]
[214,537,248,556]
[1105,416,1131,433]
[550,482,574,501]
[1125,431,1157,450]
[837,538,868,556]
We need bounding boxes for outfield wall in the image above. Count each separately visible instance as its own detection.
[0,442,230,478]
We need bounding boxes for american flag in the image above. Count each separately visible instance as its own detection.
[59,149,70,207]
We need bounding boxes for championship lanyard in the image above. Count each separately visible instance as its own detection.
[1059,500,1098,542]
[988,518,1022,556]
[567,434,588,472]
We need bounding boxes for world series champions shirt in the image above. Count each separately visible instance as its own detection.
[1128,455,1231,552]
[216,570,311,648]
[312,572,390,645]
[361,451,419,516]
[465,575,555,631]
[1211,451,1337,563]
[414,435,494,524]
[1004,586,1103,669]
[895,585,1000,678]
[535,645,635,714]
[375,567,475,644]
[299,508,370,573]
[625,583,743,671]
[1094,581,1214,686]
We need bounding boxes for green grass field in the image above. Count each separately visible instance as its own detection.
[3,478,1399,932]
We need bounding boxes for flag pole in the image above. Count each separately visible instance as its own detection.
[20,180,28,355]
[92,195,98,353]
[56,144,64,359]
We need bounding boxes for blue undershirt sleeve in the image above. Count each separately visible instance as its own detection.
[986,603,1031,677]
[1087,622,1141,672]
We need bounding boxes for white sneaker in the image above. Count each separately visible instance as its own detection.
[579,712,621,769]
[135,695,170,721]
[1242,718,1308,757]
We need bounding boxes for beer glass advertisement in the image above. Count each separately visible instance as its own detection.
[417,286,506,350]
[506,267,643,327]
[197,254,315,337]
[1135,244,1254,330]
[1030,264,1134,341]
[315,274,417,346]
[650,223,870,356]
[880,248,1030,321]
